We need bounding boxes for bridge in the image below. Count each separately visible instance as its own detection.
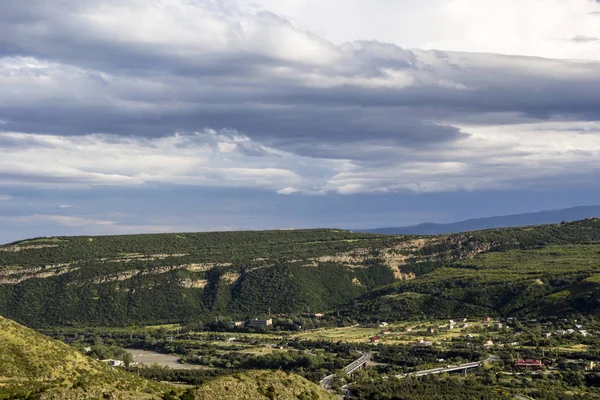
[395,360,484,379]
[320,352,371,390]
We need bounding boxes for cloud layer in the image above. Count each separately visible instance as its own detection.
[1,0,600,240]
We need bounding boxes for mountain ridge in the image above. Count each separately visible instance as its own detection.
[358,205,600,235]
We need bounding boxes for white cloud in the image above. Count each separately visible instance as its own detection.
[277,187,299,195]
[0,194,12,201]
[0,0,599,197]
[0,129,336,192]
[242,0,600,60]
[2,119,600,195]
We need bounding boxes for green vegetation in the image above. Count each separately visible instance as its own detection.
[345,221,600,322]
[191,370,336,400]
[0,315,338,399]
[0,315,165,399]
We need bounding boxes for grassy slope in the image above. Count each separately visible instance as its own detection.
[0,316,337,400]
[0,315,164,399]
[347,242,600,321]
[191,370,336,400]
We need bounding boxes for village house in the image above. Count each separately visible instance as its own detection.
[404,327,413,332]
[101,359,124,367]
[379,322,389,327]
[381,329,391,335]
[566,359,596,371]
[427,327,436,334]
[249,318,273,328]
[515,359,544,370]
[543,332,552,338]
[228,321,244,329]
[483,340,494,348]
[370,336,380,344]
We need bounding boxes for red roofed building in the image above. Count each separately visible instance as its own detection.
[514,359,544,370]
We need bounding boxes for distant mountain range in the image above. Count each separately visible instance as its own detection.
[359,205,600,235]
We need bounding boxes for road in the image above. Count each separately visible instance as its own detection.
[396,357,496,379]
[319,352,371,391]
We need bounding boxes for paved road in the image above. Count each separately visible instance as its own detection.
[320,352,371,391]
[396,357,494,379]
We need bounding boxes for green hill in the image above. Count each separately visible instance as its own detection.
[345,224,600,321]
[191,370,336,400]
[0,315,337,400]
[2,220,600,327]
[0,315,164,399]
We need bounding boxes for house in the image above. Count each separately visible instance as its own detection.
[485,316,492,322]
[580,330,590,337]
[542,333,552,338]
[555,330,567,336]
[565,359,596,371]
[460,323,470,329]
[404,327,413,332]
[515,359,544,370]
[483,340,494,348]
[417,339,433,346]
[313,313,324,318]
[83,347,92,353]
[427,327,436,334]
[379,322,389,327]
[381,330,391,335]
[448,323,456,330]
[228,321,244,329]
[249,318,273,328]
[461,318,468,322]
[448,320,455,325]
[576,324,583,329]
[567,329,576,334]
[496,323,504,329]
[370,336,380,344]
[101,359,124,367]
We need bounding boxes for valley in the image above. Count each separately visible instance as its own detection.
[3,219,600,398]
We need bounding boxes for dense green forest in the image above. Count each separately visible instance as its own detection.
[2,219,600,327]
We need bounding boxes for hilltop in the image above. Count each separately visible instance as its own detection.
[191,370,336,400]
[2,220,600,327]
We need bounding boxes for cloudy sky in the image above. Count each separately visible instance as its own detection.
[1,0,600,243]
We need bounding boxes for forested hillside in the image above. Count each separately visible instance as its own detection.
[2,220,600,327]
[346,219,600,321]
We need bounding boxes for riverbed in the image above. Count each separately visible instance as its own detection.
[126,349,205,370]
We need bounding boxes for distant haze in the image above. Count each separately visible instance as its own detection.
[359,206,600,235]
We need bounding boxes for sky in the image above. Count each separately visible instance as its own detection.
[1,0,600,243]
